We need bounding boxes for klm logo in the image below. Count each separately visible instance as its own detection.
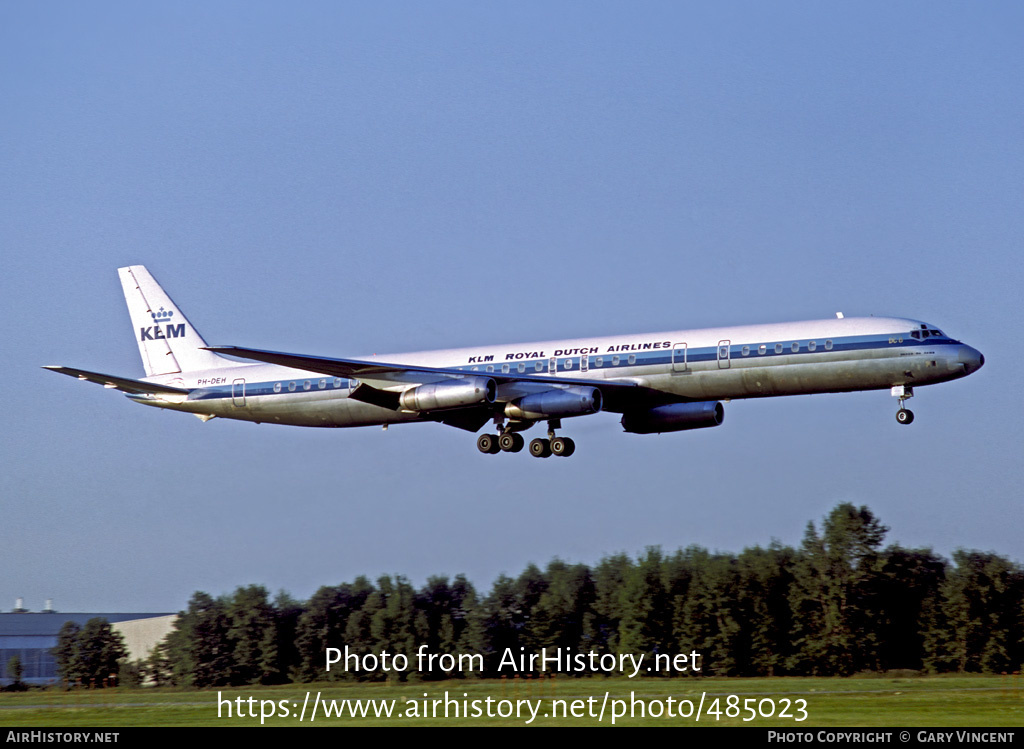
[140,307,185,341]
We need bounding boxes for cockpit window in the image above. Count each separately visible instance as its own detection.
[911,331,920,340]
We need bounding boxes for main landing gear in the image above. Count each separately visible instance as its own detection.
[477,418,576,458]
[892,385,915,425]
[529,435,575,458]
[476,431,525,454]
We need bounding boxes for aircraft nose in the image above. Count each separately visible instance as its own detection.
[958,345,984,375]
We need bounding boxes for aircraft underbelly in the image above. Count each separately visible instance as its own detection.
[655,354,957,400]
[244,395,418,427]
[151,390,417,428]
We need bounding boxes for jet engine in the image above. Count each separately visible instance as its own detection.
[620,401,724,434]
[399,376,496,412]
[505,387,602,420]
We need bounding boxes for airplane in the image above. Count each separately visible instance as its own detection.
[44,266,985,458]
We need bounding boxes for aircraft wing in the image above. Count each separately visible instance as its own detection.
[42,366,190,397]
[204,345,672,412]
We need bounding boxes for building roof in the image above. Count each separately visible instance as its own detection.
[0,613,173,637]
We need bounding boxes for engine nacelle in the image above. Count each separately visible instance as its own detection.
[505,387,602,420]
[399,376,496,412]
[621,401,724,434]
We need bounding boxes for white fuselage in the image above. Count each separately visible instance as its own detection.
[129,316,983,430]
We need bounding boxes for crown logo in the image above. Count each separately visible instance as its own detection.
[150,307,174,323]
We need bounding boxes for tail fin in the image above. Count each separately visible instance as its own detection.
[118,265,233,376]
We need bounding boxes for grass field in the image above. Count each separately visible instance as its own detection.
[2,674,1022,727]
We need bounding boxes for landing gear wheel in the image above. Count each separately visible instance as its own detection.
[477,434,501,454]
[550,437,576,457]
[896,408,915,425]
[499,433,525,452]
[529,438,552,458]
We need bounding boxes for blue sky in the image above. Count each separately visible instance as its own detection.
[2,1,1021,613]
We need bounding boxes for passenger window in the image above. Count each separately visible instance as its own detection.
[288,382,296,392]
[595,357,603,367]
[518,363,525,373]
[303,380,311,391]
[564,359,573,370]
[791,342,800,353]
[758,345,767,355]
[334,378,343,388]
[486,365,494,372]
[808,341,817,351]
[319,379,326,389]
[612,355,620,366]
[628,354,636,365]
[825,340,833,350]
[273,383,282,393]
[741,346,750,356]
[775,344,784,354]
[502,364,510,373]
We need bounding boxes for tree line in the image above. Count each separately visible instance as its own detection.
[58,504,1024,687]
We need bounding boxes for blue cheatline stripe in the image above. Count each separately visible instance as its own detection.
[180,333,957,403]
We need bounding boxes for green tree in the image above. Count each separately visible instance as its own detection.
[54,619,128,687]
[368,575,416,680]
[476,574,522,676]
[526,560,595,657]
[873,546,945,671]
[294,578,374,682]
[53,621,82,686]
[145,641,174,687]
[414,575,479,680]
[228,585,279,684]
[272,590,303,684]
[165,592,235,687]
[5,655,25,689]
[586,553,633,655]
[617,547,671,667]
[674,549,744,675]
[788,504,888,675]
[936,550,1024,673]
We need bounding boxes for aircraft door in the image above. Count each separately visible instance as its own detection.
[717,340,731,369]
[672,343,688,372]
[232,378,246,406]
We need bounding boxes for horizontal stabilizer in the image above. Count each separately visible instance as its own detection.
[42,366,190,397]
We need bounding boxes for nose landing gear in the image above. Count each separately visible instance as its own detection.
[892,385,915,425]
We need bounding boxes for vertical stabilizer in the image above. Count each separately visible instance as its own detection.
[118,266,231,376]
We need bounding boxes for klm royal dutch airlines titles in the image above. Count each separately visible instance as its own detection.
[45,266,984,458]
